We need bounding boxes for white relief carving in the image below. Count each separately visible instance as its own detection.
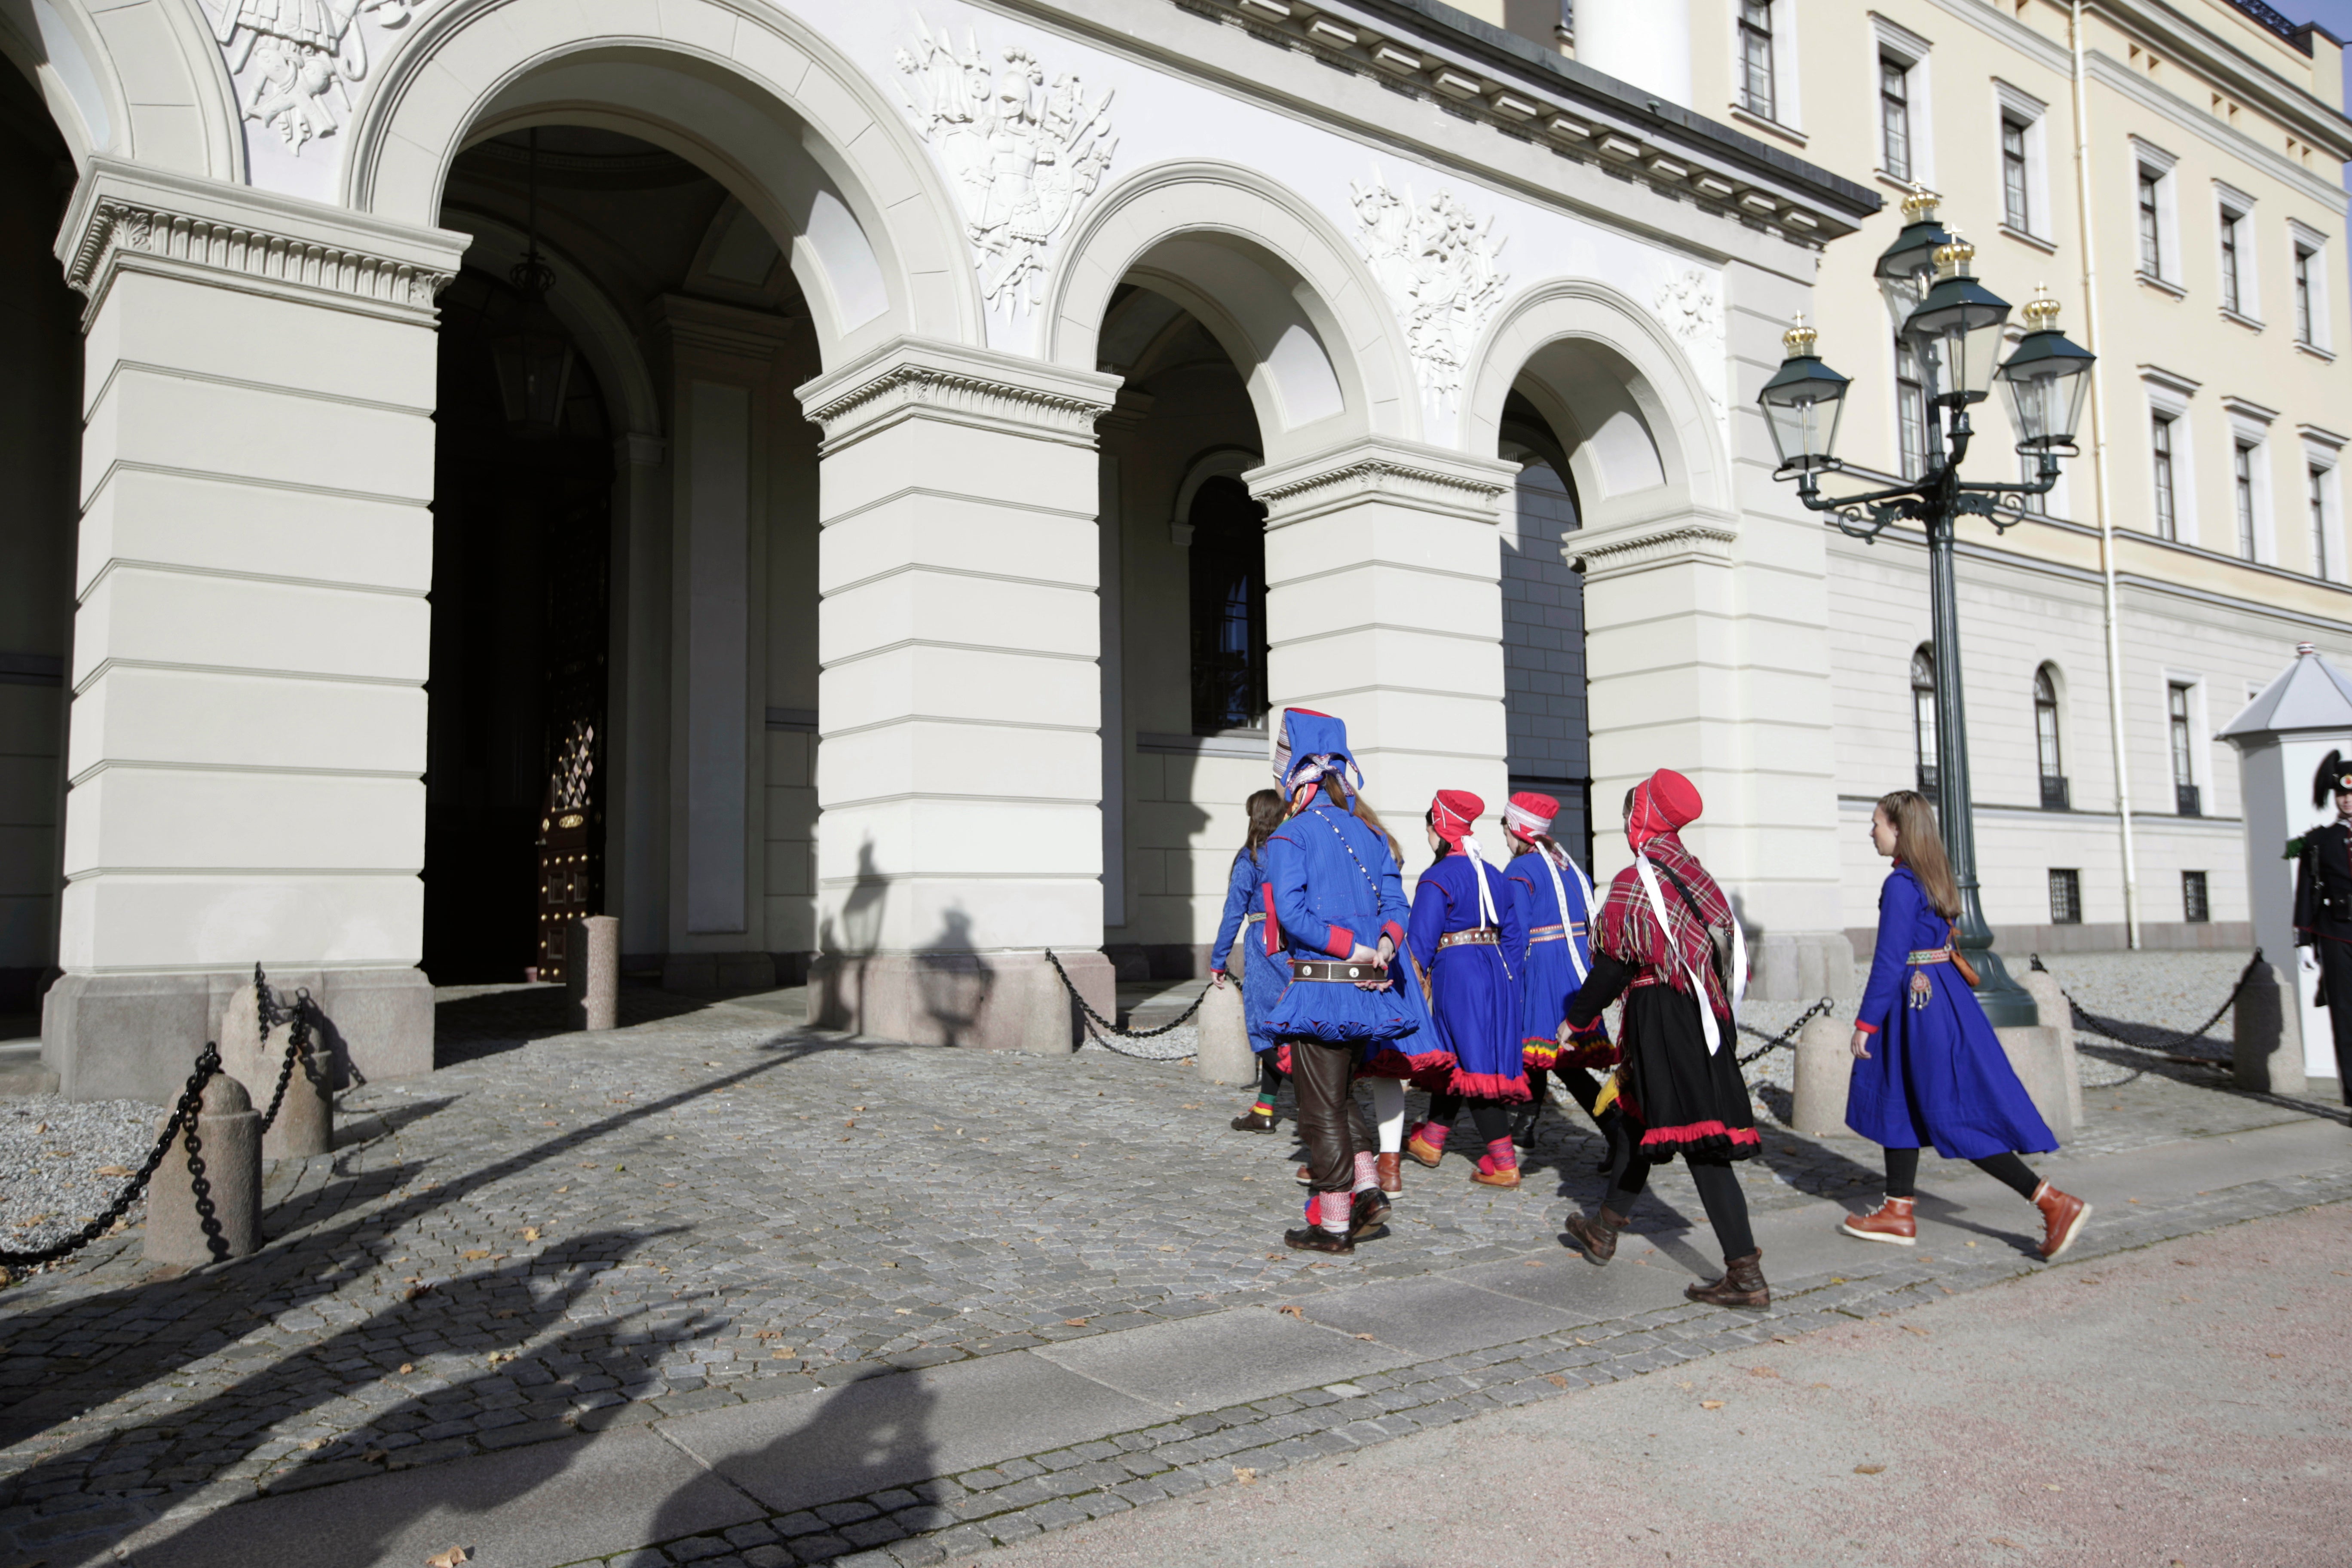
[205,0,437,156]
[1653,266,1727,421]
[895,16,1118,317]
[1349,169,1509,412]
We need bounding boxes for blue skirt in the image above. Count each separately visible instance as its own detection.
[1846,968,2056,1159]
[1266,953,1421,1044]
[1428,945,1529,1102]
[1241,932,1284,1054]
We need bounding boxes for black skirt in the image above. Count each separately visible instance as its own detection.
[1569,956,1759,1164]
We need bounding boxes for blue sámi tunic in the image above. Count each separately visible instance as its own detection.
[1505,847,1616,1072]
[1406,853,1531,1102]
[1846,866,2057,1159]
[1262,791,1420,1044]
[1208,846,1284,1055]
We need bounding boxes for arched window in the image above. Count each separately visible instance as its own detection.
[1188,475,1268,734]
[1911,645,1939,800]
[2034,664,2068,809]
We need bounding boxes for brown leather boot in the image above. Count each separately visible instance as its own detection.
[2032,1182,2091,1260]
[1561,1205,1629,1265]
[1231,1109,1277,1132]
[1405,1126,1444,1168]
[1839,1196,1917,1246]
[1375,1152,1403,1194]
[1685,1249,1770,1308]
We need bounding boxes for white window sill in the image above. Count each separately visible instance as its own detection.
[2295,338,2337,362]
[1727,104,1806,146]
[1998,223,2057,254]
[2219,306,2264,332]
[2137,269,2187,300]
[1874,170,1927,198]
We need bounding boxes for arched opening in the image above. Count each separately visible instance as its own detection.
[1497,390,1592,866]
[1912,644,1941,804]
[0,63,78,1024]
[2034,662,2068,810]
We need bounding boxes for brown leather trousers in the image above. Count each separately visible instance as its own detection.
[1288,1037,1374,1193]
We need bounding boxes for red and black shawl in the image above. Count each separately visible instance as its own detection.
[1592,775,1733,1018]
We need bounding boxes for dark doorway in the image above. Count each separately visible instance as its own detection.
[1187,475,1268,735]
[423,265,611,983]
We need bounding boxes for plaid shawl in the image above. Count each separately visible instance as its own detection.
[1593,828,1732,1017]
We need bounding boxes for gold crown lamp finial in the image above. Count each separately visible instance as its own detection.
[2022,283,2062,329]
[1900,183,1939,223]
[1783,312,1818,358]
[1933,230,1976,278]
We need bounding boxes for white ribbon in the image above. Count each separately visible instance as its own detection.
[1633,853,1746,1055]
[1460,833,1513,981]
[1540,847,1591,986]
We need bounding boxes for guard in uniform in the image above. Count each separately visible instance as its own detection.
[2291,750,2352,1104]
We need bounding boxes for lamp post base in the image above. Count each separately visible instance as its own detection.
[1960,944,2041,1029]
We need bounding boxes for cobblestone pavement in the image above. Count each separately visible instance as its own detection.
[0,967,2346,1565]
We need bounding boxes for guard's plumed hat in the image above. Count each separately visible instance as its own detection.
[2315,750,2352,808]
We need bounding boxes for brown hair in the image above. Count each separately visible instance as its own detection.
[1322,772,1402,861]
[1877,789,1961,919]
[1243,788,1285,859]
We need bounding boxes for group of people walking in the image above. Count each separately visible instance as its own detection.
[1209,707,2092,1308]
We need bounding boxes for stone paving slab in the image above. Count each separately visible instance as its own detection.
[1030,1304,1410,1412]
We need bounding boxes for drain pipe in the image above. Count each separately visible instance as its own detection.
[2072,0,2143,948]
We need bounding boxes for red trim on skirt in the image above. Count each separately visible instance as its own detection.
[1637,1120,1761,1154]
[1360,1044,1455,1081]
[1443,1068,1532,1103]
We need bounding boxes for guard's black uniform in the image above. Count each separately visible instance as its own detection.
[2292,753,2352,1103]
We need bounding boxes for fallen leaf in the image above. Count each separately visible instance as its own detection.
[2267,1352,2285,1359]
[1829,1276,1847,1284]
[1899,1324,1929,1338]
[1989,1538,2017,1549]
[1277,1305,1304,1319]
[2045,1484,2062,1491]
[462,1250,491,1262]
[1181,1103,1200,1109]
[426,1550,470,1568]
[1854,1463,1885,1475]
[1522,1259,1545,1268]
[555,1186,569,1195]
[1159,1245,1179,1252]
[1064,1317,1089,1327]
[363,1449,389,1464]
[1233,1467,1258,1484]
[896,1308,913,1316]
[1700,1400,1725,1410]
[844,1120,856,1129]
[302,1438,329,1451]
[398,1363,414,1374]
[773,1349,794,1359]
[1965,1240,1979,1248]
[95,1165,132,1178]
[522,1228,541,1242]
[1749,1366,1780,1379]
[1354,1333,1377,1341]
[1545,1374,1568,1387]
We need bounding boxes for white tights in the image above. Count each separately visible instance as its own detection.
[1368,1076,1406,1153]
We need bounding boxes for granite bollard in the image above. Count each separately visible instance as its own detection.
[217,983,331,1161]
[145,1073,263,1267]
[1195,975,1257,1087]
[567,915,621,1032]
[1790,1013,1851,1137]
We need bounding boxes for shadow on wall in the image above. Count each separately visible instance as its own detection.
[811,838,1000,1047]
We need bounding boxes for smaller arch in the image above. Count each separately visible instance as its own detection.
[2033,661,2069,809]
[1,0,241,177]
[1911,644,1940,801]
[1044,160,1417,461]
[1463,277,1728,525]
[1168,444,1262,546]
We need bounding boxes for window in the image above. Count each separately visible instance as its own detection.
[2001,117,2031,233]
[2220,209,2243,315]
[2034,665,2067,810]
[1896,337,1929,481]
[2295,243,2317,345]
[2183,870,2210,925]
[2138,167,2163,276]
[2151,415,2177,540]
[1186,476,1268,735]
[2049,869,2082,926]
[1739,0,1776,121]
[2314,466,2331,581]
[2168,682,2200,816]
[1880,55,1913,183]
[2234,441,2257,560]
[1911,645,1939,802]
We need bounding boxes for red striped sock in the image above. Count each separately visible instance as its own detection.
[1352,1152,1378,1192]
[1318,1190,1353,1234]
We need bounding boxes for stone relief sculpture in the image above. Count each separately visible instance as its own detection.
[895,16,1118,316]
[1652,266,1728,422]
[1350,168,1510,412]
[205,0,436,155]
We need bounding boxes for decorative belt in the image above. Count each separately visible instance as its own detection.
[1907,947,1953,965]
[1528,922,1585,943]
[1438,928,1500,950]
[1291,959,1386,982]
[1243,912,1265,922]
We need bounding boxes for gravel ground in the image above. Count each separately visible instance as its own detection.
[0,1098,162,1256]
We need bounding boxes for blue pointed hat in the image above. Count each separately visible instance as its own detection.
[1273,707,1362,789]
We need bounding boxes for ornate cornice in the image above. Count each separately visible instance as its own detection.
[1567,516,1740,582]
[58,158,467,326]
[1250,438,1514,527]
[796,337,1121,452]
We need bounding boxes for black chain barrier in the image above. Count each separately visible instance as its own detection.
[0,1041,224,1270]
[2027,949,2265,1065]
[1734,995,1838,1068]
[1042,949,1210,1057]
[251,963,324,1133]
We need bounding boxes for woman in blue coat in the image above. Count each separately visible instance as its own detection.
[1399,790,1531,1187]
[1262,708,1424,1254]
[1500,791,1627,1174]
[1214,790,1292,1132]
[1844,789,2091,1261]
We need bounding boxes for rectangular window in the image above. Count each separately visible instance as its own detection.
[2314,466,2331,580]
[2049,869,2081,926]
[1880,56,1912,183]
[2234,442,2257,560]
[1739,0,1776,122]
[2151,415,2177,540]
[2138,168,2164,276]
[2182,870,2210,924]
[2168,682,2200,816]
[2220,210,2243,315]
[2295,245,2316,345]
[1896,338,1927,481]
[2002,117,2031,233]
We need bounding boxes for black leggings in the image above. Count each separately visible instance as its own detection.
[1424,1092,1513,1146]
[1256,1055,1286,1101]
[1542,1065,1608,1118]
[1604,1154,1755,1261]
[1883,1145,2041,1201]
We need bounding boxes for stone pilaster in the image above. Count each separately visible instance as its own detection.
[796,337,1121,1050]
[42,159,466,1100]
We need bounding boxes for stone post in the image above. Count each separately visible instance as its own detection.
[217,983,332,1161]
[567,915,621,1031]
[2017,968,2084,1129]
[1194,977,1256,1087]
[145,1074,263,1266]
[796,338,1120,1051]
[41,159,459,1102]
[1789,1013,1850,1138]
[2233,957,2308,1096]
[1993,1023,2076,1143]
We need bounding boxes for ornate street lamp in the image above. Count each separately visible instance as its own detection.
[1760,190,2096,1029]
[490,128,577,437]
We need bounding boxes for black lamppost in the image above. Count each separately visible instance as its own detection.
[1759,190,2096,1029]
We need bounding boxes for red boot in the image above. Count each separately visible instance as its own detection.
[2032,1183,2091,1260]
[1839,1196,1917,1246]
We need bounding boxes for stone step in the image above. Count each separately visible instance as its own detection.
[0,1038,56,1098]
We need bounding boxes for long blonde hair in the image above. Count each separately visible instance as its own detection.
[1877,789,1961,919]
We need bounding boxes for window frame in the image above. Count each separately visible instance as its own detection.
[1910,644,1939,800]
[1737,0,1776,123]
[1870,17,1934,189]
[2302,428,2345,584]
[2141,367,2199,543]
[2034,664,2067,810]
[1992,82,2050,244]
[2289,220,2332,352]
[2215,183,2259,325]
[2233,440,2257,560]
[2182,870,2210,925]
[2131,140,2180,287]
[2227,400,2277,565]
[2164,677,2205,817]
[2151,413,2178,540]
[2048,868,2082,926]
